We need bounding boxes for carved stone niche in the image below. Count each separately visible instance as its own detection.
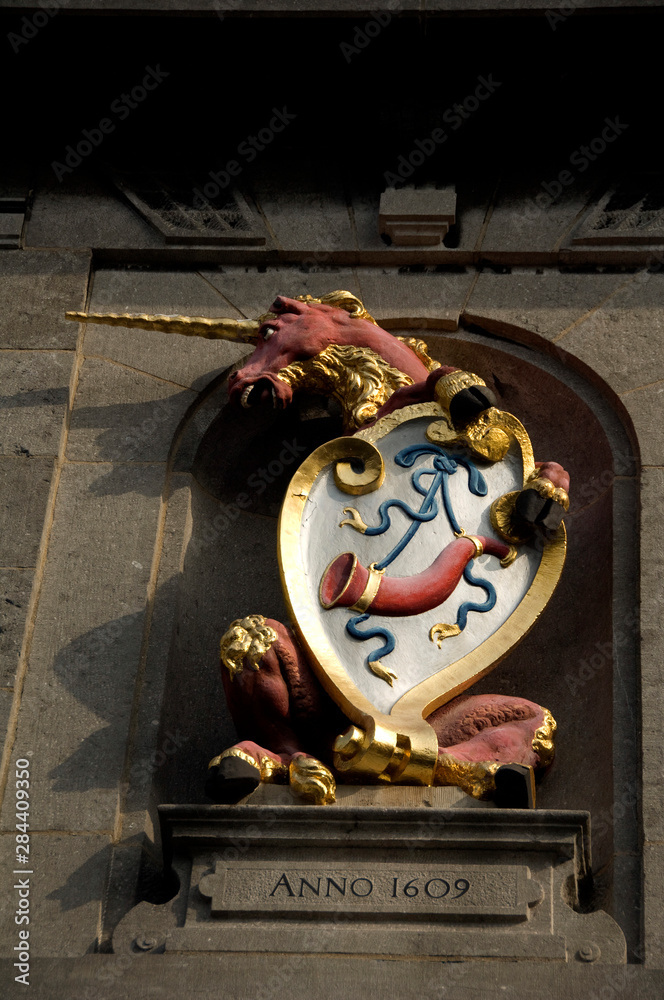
[146,323,638,963]
[114,799,624,964]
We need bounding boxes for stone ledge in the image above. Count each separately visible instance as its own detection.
[108,804,626,966]
[159,803,594,866]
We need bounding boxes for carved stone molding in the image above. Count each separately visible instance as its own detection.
[113,802,626,964]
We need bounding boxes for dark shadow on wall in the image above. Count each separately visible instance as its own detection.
[46,842,112,915]
[47,577,183,794]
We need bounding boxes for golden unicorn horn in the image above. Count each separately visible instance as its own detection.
[65,311,261,344]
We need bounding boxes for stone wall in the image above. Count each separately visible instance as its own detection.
[1,5,663,995]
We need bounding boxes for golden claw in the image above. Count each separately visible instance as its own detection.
[289,756,336,805]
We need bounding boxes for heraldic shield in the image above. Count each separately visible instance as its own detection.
[279,389,566,789]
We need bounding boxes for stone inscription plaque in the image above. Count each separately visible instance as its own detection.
[198,862,542,920]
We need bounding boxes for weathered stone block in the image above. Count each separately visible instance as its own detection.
[620,382,664,467]
[353,178,491,262]
[251,162,355,254]
[66,357,197,463]
[4,954,664,1000]
[561,274,664,393]
[610,479,640,858]
[479,178,595,263]
[0,568,34,687]
[356,269,475,329]
[0,689,12,746]
[0,463,163,833]
[464,270,631,344]
[0,250,90,350]
[644,842,664,967]
[26,173,161,253]
[0,834,110,958]
[0,351,74,456]
[85,268,249,389]
[0,458,54,567]
[0,212,24,248]
[157,492,289,805]
[120,475,192,840]
[611,852,643,962]
[640,469,664,844]
[379,186,456,246]
[200,266,362,319]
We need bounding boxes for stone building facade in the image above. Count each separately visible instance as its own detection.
[0,2,663,996]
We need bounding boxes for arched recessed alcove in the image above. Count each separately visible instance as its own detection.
[150,316,641,955]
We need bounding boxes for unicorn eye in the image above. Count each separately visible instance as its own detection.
[263,325,276,340]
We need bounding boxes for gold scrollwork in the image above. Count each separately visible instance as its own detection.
[219,614,278,681]
[490,491,532,545]
[332,721,435,785]
[368,658,398,687]
[429,623,462,646]
[333,437,385,496]
[459,409,511,463]
[426,405,525,467]
[500,545,518,567]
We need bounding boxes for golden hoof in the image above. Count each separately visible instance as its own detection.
[434,754,499,800]
[289,756,336,805]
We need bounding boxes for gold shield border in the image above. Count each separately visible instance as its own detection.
[277,402,567,786]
